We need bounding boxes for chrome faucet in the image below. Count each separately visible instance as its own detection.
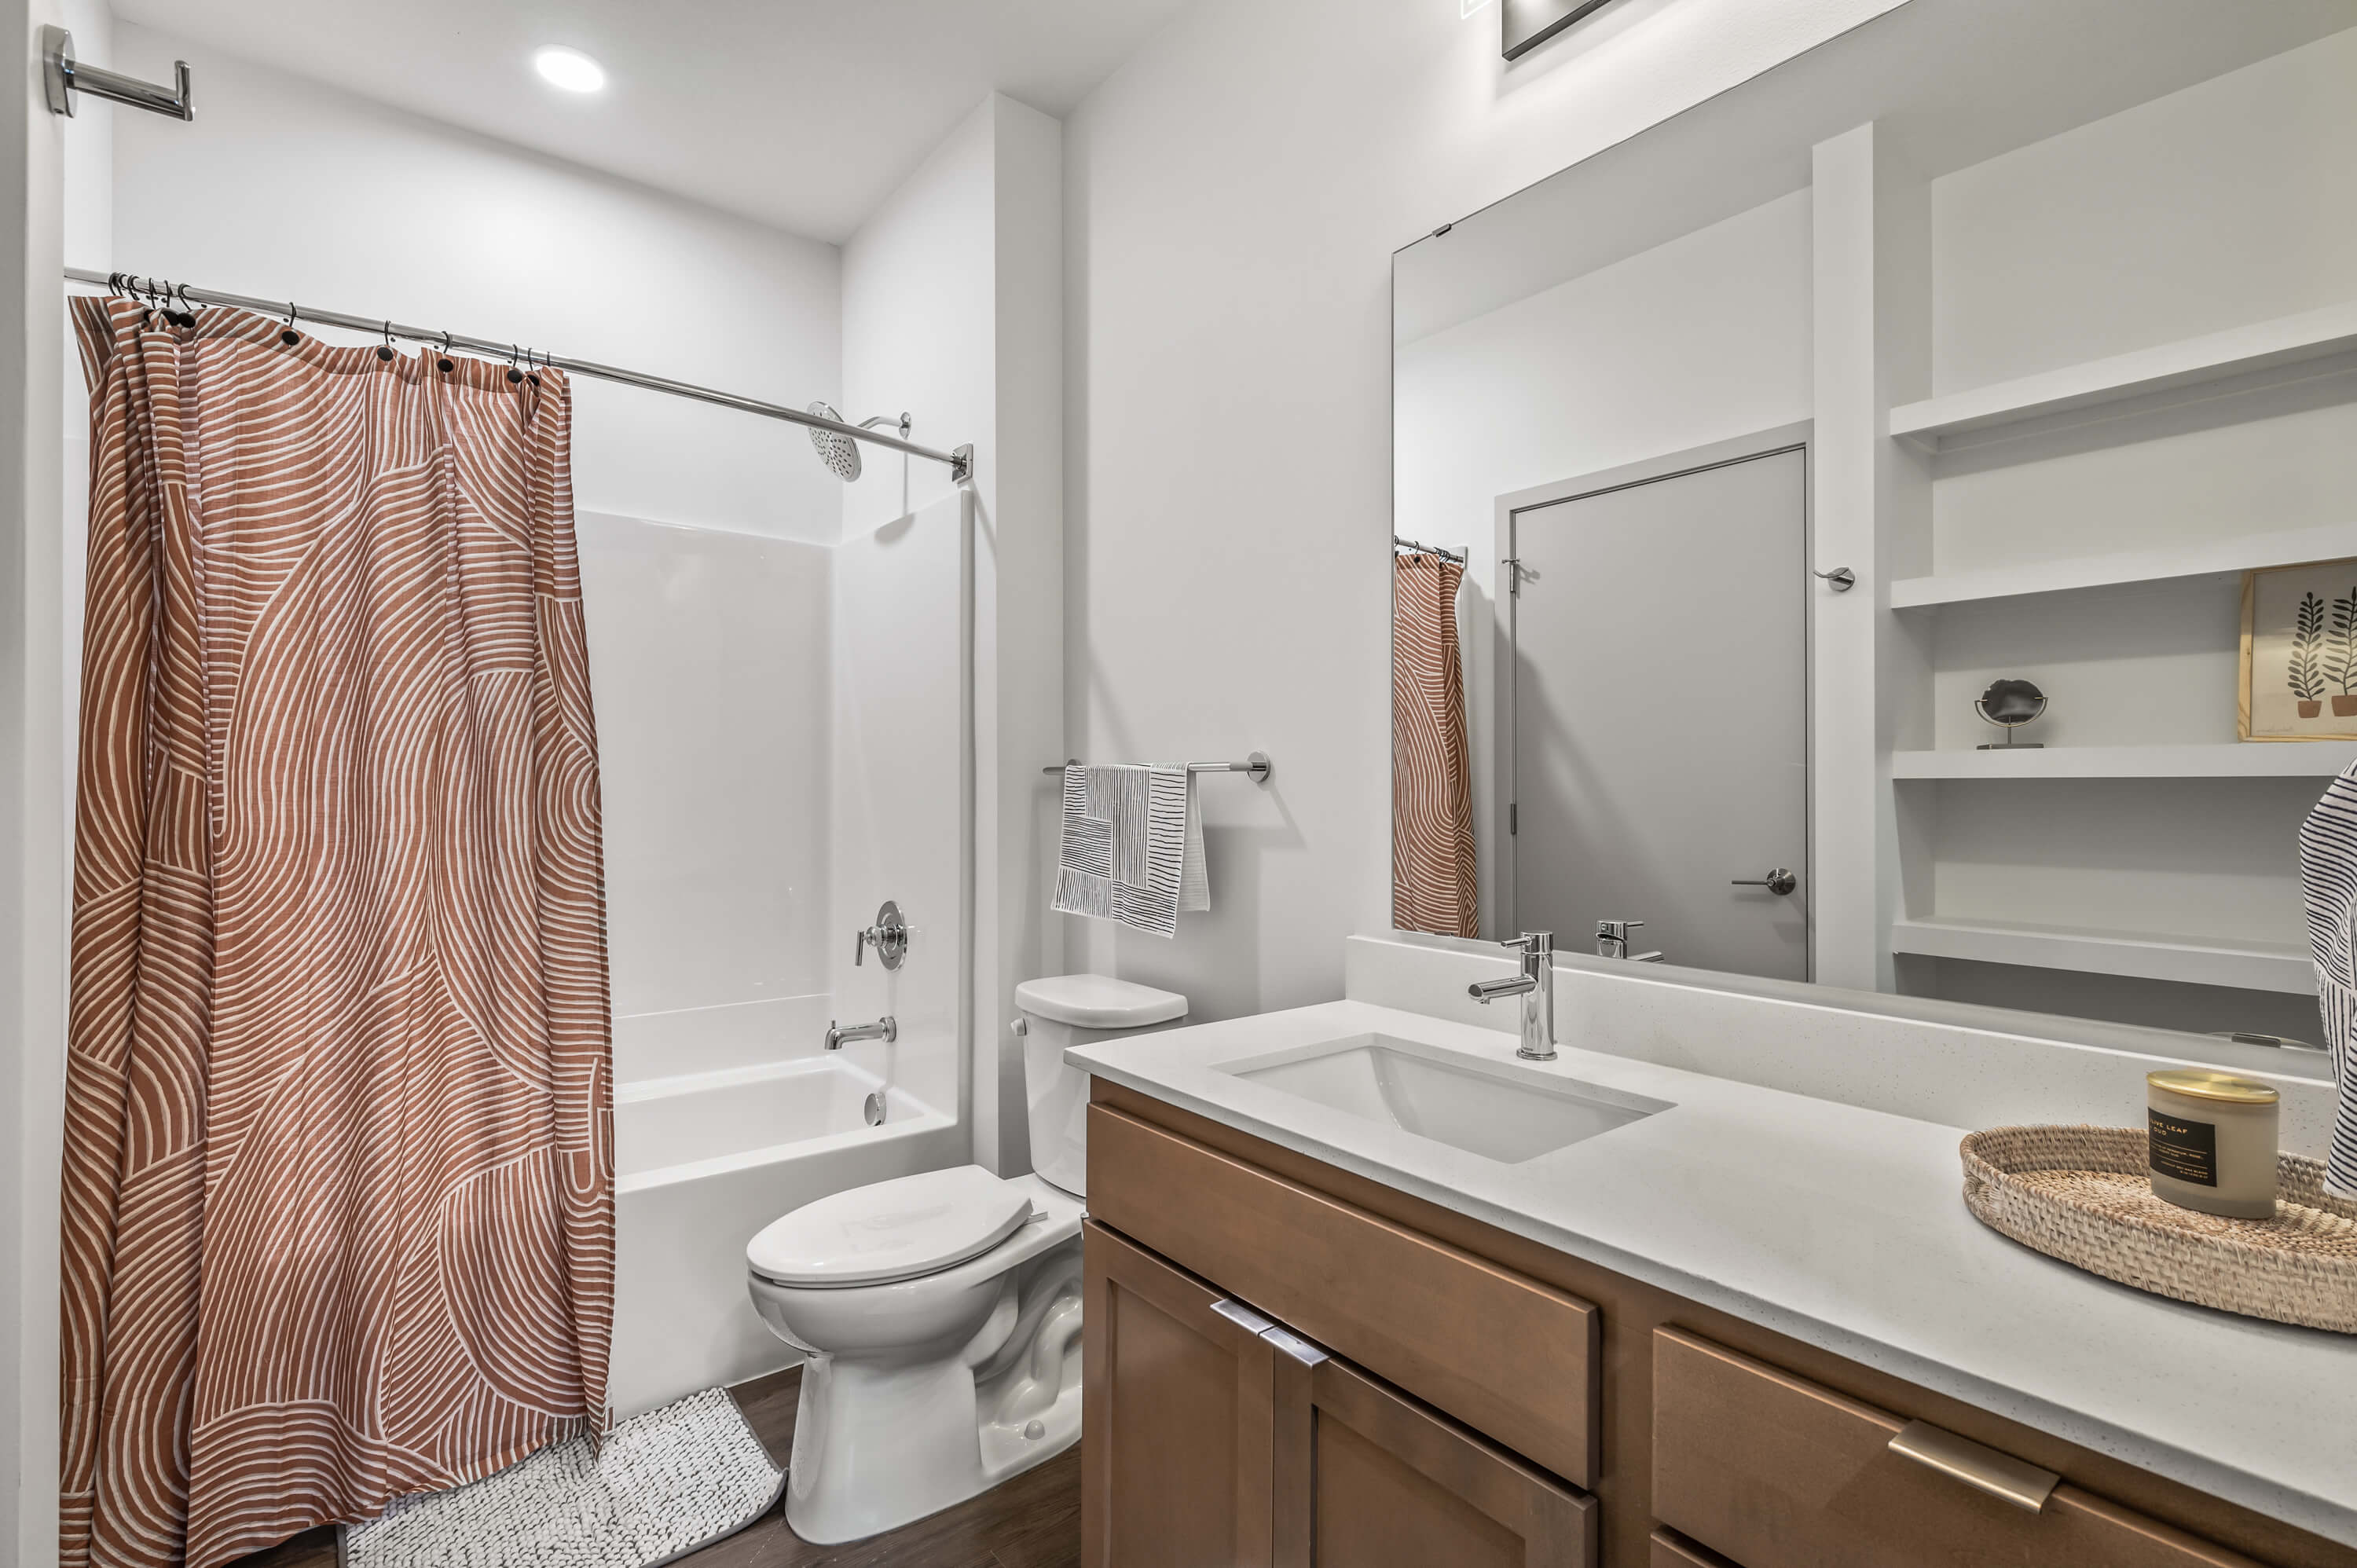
[1595,919,1666,963]
[825,1016,897,1051]
[1468,931,1556,1061]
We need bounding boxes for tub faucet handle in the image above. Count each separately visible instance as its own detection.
[852,899,908,970]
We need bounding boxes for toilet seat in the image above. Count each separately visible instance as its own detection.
[748,1165,1032,1289]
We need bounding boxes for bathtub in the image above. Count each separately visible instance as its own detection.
[608,1056,960,1416]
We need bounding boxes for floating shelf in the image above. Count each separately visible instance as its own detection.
[1890,917,2313,995]
[1891,743,2357,779]
[1888,299,2357,445]
[1889,522,2357,610]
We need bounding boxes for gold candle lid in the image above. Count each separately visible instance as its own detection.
[2147,1068,2280,1105]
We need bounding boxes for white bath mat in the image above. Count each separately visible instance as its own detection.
[341,1388,784,1568]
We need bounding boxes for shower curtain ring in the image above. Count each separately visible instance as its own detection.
[504,343,524,385]
[437,331,456,375]
[279,301,300,348]
[376,319,396,362]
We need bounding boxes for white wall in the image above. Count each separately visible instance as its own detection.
[841,93,1065,1173]
[7,0,105,1556]
[1394,189,1813,933]
[1930,27,2357,394]
[1062,0,1907,1020]
[111,24,844,541]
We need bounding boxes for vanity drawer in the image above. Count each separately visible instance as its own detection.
[1651,1328,2265,1568]
[1087,1103,1600,1488]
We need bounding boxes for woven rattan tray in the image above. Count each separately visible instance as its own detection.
[1960,1125,2357,1334]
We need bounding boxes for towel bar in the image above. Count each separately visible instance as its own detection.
[1043,752,1271,784]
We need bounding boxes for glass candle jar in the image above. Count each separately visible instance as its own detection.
[2146,1069,2281,1220]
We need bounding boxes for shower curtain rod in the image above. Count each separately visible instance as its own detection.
[64,268,975,482]
[1393,534,1468,562]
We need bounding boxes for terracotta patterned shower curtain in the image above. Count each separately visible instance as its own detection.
[1392,551,1477,937]
[61,296,614,1568]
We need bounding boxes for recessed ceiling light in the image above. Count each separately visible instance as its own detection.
[533,46,607,94]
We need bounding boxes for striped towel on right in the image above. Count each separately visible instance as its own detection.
[2296,759,2357,1200]
[1051,764,1209,938]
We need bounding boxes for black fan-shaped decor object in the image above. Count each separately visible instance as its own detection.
[1974,678,2047,749]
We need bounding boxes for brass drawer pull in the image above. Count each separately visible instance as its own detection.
[1887,1420,2059,1513]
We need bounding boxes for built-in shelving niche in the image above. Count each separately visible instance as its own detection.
[1862,43,2357,1028]
[1885,338,2357,1023]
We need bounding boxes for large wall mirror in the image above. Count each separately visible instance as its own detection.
[1391,0,2357,1042]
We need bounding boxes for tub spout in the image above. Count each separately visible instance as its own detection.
[825,1016,897,1050]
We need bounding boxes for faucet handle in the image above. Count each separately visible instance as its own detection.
[1501,929,1555,956]
[1595,919,1643,941]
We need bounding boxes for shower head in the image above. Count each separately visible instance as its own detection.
[806,401,863,482]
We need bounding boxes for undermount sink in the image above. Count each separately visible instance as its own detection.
[1222,1034,1670,1163]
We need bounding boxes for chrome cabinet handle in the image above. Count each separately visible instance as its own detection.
[1210,1298,1275,1335]
[1887,1420,2058,1514]
[1732,868,1798,896]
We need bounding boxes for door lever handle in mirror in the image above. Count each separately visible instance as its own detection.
[1732,868,1798,896]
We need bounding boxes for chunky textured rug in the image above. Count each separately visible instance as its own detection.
[341,1389,785,1568]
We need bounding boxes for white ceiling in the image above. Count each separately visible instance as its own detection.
[112,0,1192,244]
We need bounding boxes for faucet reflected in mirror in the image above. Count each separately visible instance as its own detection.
[1468,931,1558,1061]
[1595,920,1666,964]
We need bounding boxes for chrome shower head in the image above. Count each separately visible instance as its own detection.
[806,401,862,482]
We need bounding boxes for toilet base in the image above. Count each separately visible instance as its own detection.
[781,1234,1084,1545]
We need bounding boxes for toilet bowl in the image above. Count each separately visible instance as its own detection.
[746,973,1186,1544]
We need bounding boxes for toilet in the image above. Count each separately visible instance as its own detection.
[746,973,1187,1544]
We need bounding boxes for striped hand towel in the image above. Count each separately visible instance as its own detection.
[1052,764,1210,937]
[2296,759,2357,1199]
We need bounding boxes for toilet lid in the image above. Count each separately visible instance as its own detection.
[746,1166,1033,1288]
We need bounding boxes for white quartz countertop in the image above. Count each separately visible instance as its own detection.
[1067,999,2357,1549]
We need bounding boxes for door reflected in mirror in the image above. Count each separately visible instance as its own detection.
[1391,0,2357,1046]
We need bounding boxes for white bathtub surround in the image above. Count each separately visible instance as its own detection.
[581,491,971,1417]
[748,1173,1084,1544]
[1065,984,2357,1548]
[610,995,837,1088]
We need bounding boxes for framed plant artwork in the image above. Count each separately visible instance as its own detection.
[2241,558,2357,740]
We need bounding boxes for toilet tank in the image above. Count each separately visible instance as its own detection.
[1015,974,1188,1196]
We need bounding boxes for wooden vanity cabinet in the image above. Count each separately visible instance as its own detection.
[1084,1219,1595,1568]
[1083,1083,2357,1568]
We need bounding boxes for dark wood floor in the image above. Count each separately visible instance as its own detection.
[232,1367,1080,1568]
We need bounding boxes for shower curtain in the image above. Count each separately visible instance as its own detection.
[1392,551,1478,938]
[60,297,614,1568]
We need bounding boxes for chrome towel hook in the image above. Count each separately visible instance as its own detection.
[1814,566,1857,592]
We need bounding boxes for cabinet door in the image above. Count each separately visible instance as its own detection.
[1271,1340,1595,1568]
[1084,1220,1279,1568]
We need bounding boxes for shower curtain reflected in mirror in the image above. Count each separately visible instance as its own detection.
[1392,551,1477,938]
[61,296,614,1568]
